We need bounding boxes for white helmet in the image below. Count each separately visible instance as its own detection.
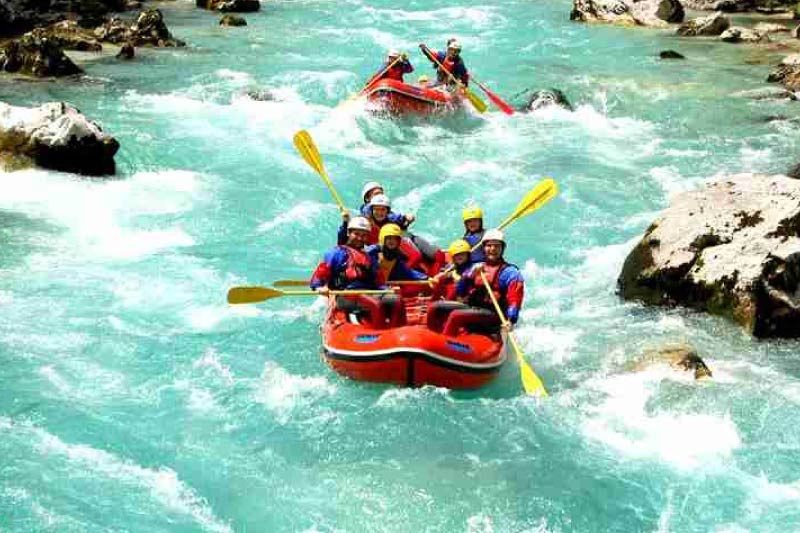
[387,49,401,58]
[369,193,391,209]
[348,216,371,232]
[482,228,505,245]
[361,181,383,202]
[447,39,462,51]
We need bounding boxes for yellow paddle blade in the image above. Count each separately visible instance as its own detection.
[465,87,488,113]
[499,178,558,230]
[293,130,324,176]
[508,334,548,397]
[273,279,308,287]
[227,286,284,304]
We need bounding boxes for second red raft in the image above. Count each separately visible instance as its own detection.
[363,79,464,116]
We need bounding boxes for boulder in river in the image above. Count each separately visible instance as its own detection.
[94,9,185,47]
[628,343,713,379]
[0,101,119,176]
[767,54,800,90]
[0,0,126,37]
[720,26,768,42]
[220,14,247,26]
[618,174,800,338]
[520,88,574,112]
[197,0,260,12]
[30,20,103,52]
[570,0,684,27]
[116,42,135,59]
[0,31,82,77]
[676,12,731,36]
[659,49,686,59]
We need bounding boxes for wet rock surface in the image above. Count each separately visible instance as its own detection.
[0,31,83,77]
[0,101,119,176]
[570,0,684,27]
[618,174,800,338]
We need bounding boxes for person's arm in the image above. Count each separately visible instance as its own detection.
[336,218,348,246]
[500,267,525,324]
[455,264,478,300]
[310,249,343,290]
[401,58,414,74]
[395,260,428,281]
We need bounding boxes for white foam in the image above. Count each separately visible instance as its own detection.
[375,386,453,407]
[581,370,741,469]
[358,6,503,28]
[255,361,337,424]
[257,201,333,233]
[193,349,235,385]
[466,514,494,533]
[215,68,253,84]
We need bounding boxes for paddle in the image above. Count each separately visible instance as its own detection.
[228,286,394,305]
[472,78,514,116]
[293,130,348,215]
[479,269,547,397]
[496,178,558,232]
[419,44,487,113]
[272,279,430,287]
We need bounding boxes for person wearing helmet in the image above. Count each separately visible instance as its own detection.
[358,181,384,216]
[420,38,469,88]
[431,239,473,301]
[364,50,414,88]
[363,193,415,244]
[461,205,486,263]
[456,229,524,326]
[366,223,428,285]
[311,216,381,294]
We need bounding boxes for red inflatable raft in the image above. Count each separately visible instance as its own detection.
[363,79,464,116]
[321,293,506,389]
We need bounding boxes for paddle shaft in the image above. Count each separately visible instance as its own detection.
[472,78,514,115]
[421,44,465,89]
[359,55,403,96]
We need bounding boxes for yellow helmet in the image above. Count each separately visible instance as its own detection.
[462,206,483,222]
[379,223,403,243]
[448,239,471,257]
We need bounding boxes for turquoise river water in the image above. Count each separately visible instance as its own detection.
[3,0,800,531]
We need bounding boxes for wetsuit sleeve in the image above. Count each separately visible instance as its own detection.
[395,260,428,281]
[500,267,524,324]
[402,60,414,74]
[387,212,408,229]
[337,220,348,246]
[456,264,478,298]
[310,248,343,289]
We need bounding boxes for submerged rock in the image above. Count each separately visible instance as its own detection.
[677,12,730,36]
[116,42,135,59]
[754,22,790,34]
[618,174,800,338]
[94,9,185,47]
[767,54,800,90]
[0,31,82,77]
[245,88,274,101]
[197,0,260,12]
[659,49,686,59]
[0,102,119,176]
[720,26,768,42]
[520,89,574,112]
[220,14,247,26]
[629,343,713,379]
[570,0,684,27]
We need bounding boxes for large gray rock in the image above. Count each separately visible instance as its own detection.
[767,54,800,90]
[677,12,730,36]
[618,174,800,338]
[0,102,119,176]
[0,31,83,77]
[720,26,768,42]
[570,0,685,27]
[94,9,185,47]
[520,88,574,112]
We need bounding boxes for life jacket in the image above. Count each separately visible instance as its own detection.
[335,246,375,288]
[384,65,405,81]
[377,252,397,284]
[468,262,511,310]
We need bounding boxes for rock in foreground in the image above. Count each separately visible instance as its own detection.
[0,102,119,176]
[0,31,82,77]
[618,174,800,338]
[570,0,684,27]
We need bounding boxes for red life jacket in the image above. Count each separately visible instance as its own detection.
[468,262,507,309]
[384,65,406,81]
[336,246,374,287]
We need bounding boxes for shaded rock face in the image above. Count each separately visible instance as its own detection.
[767,54,800,90]
[94,9,185,47]
[520,89,574,112]
[618,174,800,338]
[220,14,247,25]
[196,0,260,12]
[660,49,686,59]
[0,0,126,37]
[677,12,730,36]
[31,20,102,51]
[570,0,684,26]
[0,31,82,77]
[631,343,713,379]
[720,26,768,42]
[116,41,134,59]
[0,102,119,176]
